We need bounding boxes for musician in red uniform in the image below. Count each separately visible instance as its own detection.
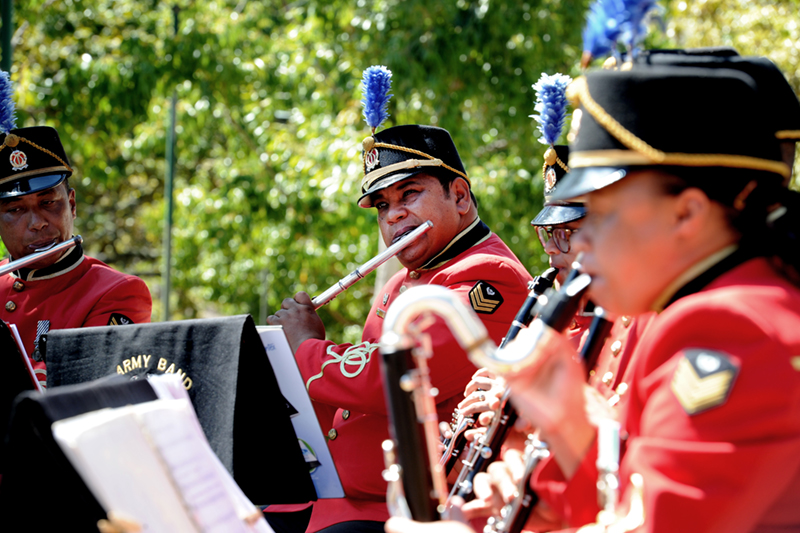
[385,63,800,533]
[0,126,152,387]
[268,124,532,533]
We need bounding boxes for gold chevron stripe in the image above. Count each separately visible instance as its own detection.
[470,287,499,312]
[671,357,733,414]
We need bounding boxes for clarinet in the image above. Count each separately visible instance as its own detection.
[580,306,614,378]
[448,387,518,501]
[501,267,559,348]
[442,268,558,482]
[440,412,475,475]
[483,436,550,533]
[450,268,580,500]
[476,274,592,533]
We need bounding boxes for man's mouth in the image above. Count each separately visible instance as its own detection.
[392,226,418,245]
[28,238,59,252]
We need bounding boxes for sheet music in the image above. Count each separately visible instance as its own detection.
[256,326,345,499]
[52,397,273,533]
[8,323,43,393]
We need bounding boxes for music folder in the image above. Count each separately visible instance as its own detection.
[43,315,318,506]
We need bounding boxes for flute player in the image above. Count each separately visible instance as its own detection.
[0,75,151,389]
[266,66,532,533]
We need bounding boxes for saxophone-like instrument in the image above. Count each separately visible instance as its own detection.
[379,273,591,521]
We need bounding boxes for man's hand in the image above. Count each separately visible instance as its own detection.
[266,291,326,353]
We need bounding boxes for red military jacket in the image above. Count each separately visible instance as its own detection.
[295,220,532,533]
[0,243,152,386]
[532,255,800,533]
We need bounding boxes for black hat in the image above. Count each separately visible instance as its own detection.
[0,127,73,199]
[552,66,790,202]
[634,51,800,142]
[530,145,586,225]
[358,124,469,208]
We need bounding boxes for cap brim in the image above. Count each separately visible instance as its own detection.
[549,167,628,202]
[530,204,586,226]
[0,173,69,199]
[357,168,426,208]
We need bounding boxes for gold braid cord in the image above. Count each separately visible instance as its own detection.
[542,157,570,180]
[362,141,470,191]
[0,136,73,173]
[567,77,791,179]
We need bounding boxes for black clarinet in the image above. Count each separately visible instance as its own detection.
[478,274,592,532]
[501,267,559,348]
[446,268,557,495]
[440,412,475,475]
[580,306,614,378]
[484,437,550,533]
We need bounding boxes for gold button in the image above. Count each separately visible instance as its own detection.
[610,340,623,356]
[12,280,24,292]
[5,301,16,312]
[602,371,614,385]
[399,286,407,293]
[621,316,631,328]
[327,428,338,441]
[616,382,629,396]
[342,410,350,420]
[409,271,420,279]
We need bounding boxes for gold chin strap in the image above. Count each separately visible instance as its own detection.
[0,133,74,174]
[361,157,444,191]
[542,146,570,179]
[361,140,470,191]
[566,77,791,179]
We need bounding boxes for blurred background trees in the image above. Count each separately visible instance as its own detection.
[4,0,799,342]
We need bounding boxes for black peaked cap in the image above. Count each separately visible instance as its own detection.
[359,124,469,208]
[634,52,800,141]
[552,66,789,201]
[531,145,586,226]
[0,127,72,199]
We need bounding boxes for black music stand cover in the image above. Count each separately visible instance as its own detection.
[0,375,159,532]
[45,314,316,505]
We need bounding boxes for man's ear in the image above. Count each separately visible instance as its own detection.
[451,177,472,215]
[68,188,77,219]
[673,187,710,237]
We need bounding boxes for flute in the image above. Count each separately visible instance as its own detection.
[311,221,433,309]
[0,236,83,277]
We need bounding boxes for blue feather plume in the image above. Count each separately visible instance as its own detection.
[0,71,17,134]
[582,0,660,63]
[360,65,393,132]
[582,0,625,60]
[530,73,572,146]
[620,0,660,53]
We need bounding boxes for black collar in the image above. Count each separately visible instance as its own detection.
[417,218,492,272]
[11,242,85,281]
[663,246,754,310]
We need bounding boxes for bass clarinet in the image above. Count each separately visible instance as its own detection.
[379,273,590,521]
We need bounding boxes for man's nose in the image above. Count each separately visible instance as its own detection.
[27,210,48,231]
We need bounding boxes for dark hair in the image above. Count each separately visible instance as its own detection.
[657,166,800,284]
[434,171,478,209]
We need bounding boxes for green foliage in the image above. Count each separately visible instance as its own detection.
[6,0,799,343]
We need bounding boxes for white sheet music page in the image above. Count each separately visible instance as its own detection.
[8,323,43,393]
[256,325,345,499]
[52,398,274,533]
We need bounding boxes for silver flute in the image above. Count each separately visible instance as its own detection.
[311,221,433,309]
[0,236,83,277]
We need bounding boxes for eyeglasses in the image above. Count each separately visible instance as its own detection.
[536,226,578,253]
